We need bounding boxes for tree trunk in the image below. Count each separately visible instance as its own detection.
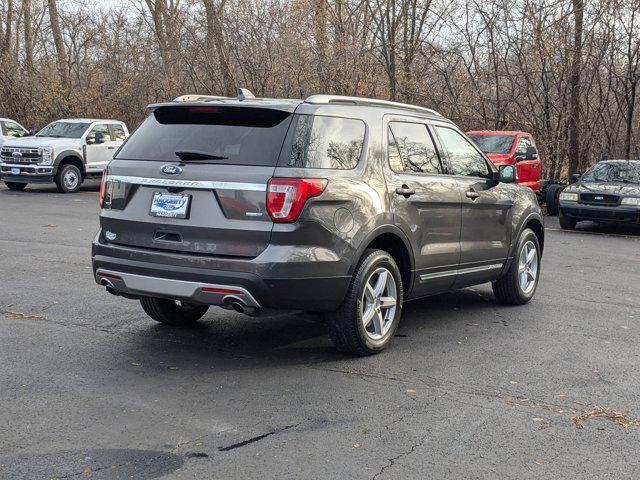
[23,0,33,70]
[568,0,583,178]
[47,0,69,89]
[203,0,235,96]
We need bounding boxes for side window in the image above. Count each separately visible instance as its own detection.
[112,124,126,141]
[285,115,365,169]
[516,136,531,154]
[435,127,489,177]
[86,124,112,144]
[3,121,26,138]
[388,122,442,174]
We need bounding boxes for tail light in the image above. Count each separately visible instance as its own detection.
[267,178,327,223]
[99,167,109,208]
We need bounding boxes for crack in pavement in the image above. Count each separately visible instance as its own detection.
[372,434,428,480]
[217,424,299,452]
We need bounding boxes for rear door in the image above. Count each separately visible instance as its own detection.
[385,117,462,296]
[433,125,512,287]
[100,104,294,258]
[85,123,115,171]
[514,134,541,191]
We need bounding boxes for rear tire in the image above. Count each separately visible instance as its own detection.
[4,181,27,191]
[545,185,563,216]
[326,249,403,356]
[140,297,209,326]
[492,228,541,305]
[55,164,82,193]
[559,212,577,230]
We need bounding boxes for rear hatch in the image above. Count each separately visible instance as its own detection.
[100,103,296,258]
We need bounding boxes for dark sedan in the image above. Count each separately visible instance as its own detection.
[558,160,640,229]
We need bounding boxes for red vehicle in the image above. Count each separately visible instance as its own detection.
[466,130,542,192]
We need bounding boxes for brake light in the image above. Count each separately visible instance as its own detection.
[99,167,109,208]
[267,178,327,223]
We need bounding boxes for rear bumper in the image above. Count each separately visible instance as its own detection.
[92,233,351,311]
[559,202,640,224]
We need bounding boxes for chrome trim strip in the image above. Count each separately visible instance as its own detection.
[420,263,504,281]
[106,175,267,191]
[96,269,261,308]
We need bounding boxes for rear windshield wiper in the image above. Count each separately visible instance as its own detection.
[175,150,229,161]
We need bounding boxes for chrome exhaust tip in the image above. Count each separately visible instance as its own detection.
[100,278,118,296]
[223,297,256,316]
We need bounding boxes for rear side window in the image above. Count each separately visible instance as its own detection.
[282,115,365,169]
[388,122,442,174]
[112,124,127,141]
[115,106,293,166]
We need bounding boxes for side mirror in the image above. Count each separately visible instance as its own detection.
[28,129,37,136]
[94,132,105,144]
[572,173,581,182]
[499,165,517,183]
[525,146,538,160]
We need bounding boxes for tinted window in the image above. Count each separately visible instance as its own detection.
[284,115,365,169]
[116,106,293,166]
[388,122,441,174]
[467,134,515,154]
[582,162,640,184]
[112,124,126,141]
[37,121,90,138]
[3,121,26,138]
[436,127,489,177]
[87,124,112,144]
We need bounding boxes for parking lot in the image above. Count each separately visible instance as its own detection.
[1,183,639,479]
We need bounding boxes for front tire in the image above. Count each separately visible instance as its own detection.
[492,228,541,305]
[140,297,209,326]
[4,181,27,191]
[55,164,82,193]
[326,249,403,355]
[559,212,577,230]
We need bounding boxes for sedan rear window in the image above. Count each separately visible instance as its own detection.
[282,115,366,169]
[115,105,293,166]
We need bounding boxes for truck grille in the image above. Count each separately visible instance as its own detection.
[0,147,41,164]
[579,193,620,206]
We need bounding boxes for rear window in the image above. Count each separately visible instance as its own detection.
[115,105,293,166]
[281,115,366,169]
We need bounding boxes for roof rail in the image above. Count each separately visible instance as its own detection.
[304,95,441,116]
[173,94,230,102]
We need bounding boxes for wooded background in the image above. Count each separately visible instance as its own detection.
[0,0,639,179]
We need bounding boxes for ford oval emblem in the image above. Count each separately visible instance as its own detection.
[595,195,604,200]
[161,164,182,175]
[12,151,22,158]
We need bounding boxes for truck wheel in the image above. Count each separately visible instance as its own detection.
[545,185,563,216]
[4,181,27,191]
[492,228,541,305]
[55,164,82,193]
[326,249,403,356]
[559,212,577,230]
[140,297,209,326]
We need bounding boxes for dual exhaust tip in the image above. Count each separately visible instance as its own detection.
[99,278,257,315]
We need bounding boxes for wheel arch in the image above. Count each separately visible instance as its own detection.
[56,154,86,178]
[350,225,415,295]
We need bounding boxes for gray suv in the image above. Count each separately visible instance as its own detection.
[92,92,544,355]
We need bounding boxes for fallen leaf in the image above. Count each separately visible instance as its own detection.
[352,443,360,449]
[406,389,417,394]
[43,224,57,228]
[534,459,544,465]
[131,362,142,367]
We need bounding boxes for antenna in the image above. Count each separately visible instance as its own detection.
[237,88,256,101]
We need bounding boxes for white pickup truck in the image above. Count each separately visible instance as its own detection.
[0,118,31,146]
[0,118,129,193]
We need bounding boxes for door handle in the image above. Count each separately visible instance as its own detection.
[107,146,116,150]
[466,190,480,200]
[395,185,415,198]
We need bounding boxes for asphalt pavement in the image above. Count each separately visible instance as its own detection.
[1,182,639,479]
